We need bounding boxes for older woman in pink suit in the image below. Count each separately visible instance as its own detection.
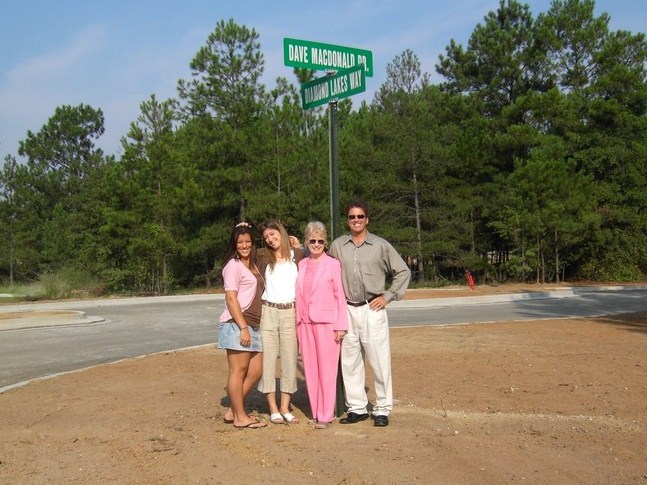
[295,221,348,429]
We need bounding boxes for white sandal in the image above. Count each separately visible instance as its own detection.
[270,412,284,424]
[282,412,299,424]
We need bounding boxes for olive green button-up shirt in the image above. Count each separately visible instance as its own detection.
[329,232,411,304]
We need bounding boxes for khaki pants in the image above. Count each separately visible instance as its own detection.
[258,305,298,394]
[341,305,393,416]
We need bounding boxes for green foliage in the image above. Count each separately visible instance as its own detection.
[437,0,543,116]
[579,229,647,281]
[2,7,646,293]
[491,145,599,282]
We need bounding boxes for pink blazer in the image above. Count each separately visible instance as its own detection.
[296,254,349,331]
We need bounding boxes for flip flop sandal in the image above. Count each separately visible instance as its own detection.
[270,412,285,424]
[282,412,299,424]
[226,415,258,425]
[234,421,267,429]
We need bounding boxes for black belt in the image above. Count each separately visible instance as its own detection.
[346,296,378,307]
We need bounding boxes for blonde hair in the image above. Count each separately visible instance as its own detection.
[304,221,327,242]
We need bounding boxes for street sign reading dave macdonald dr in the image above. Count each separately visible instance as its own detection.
[300,64,366,110]
[284,38,373,77]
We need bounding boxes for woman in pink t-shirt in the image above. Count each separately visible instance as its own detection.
[218,224,267,429]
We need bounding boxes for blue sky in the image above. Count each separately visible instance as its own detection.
[1,0,645,162]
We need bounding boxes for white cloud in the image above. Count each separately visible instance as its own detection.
[0,21,199,161]
[7,25,107,85]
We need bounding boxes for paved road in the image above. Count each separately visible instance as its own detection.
[388,287,647,327]
[1,287,646,392]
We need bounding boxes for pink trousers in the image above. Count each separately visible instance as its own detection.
[297,322,341,423]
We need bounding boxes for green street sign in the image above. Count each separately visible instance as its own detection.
[301,64,366,110]
[284,38,373,77]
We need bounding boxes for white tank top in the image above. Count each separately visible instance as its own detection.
[262,259,298,303]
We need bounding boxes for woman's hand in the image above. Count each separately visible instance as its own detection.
[335,330,347,343]
[239,327,251,347]
[288,235,301,249]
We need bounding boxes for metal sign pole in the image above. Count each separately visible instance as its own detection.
[328,99,345,416]
[329,100,340,239]
[285,39,373,418]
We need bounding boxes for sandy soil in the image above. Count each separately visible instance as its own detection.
[1,285,646,484]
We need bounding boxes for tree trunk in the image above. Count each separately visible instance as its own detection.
[275,128,281,198]
[536,235,541,284]
[554,228,560,283]
[412,170,424,281]
[240,198,247,221]
[540,238,546,284]
[520,230,526,282]
[162,255,169,294]
[8,230,14,286]
[470,209,476,253]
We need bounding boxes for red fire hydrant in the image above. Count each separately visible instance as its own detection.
[464,270,476,291]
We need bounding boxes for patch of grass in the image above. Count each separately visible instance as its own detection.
[0,282,45,301]
[0,269,105,302]
[39,268,105,300]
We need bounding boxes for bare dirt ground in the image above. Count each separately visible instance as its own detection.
[1,284,646,484]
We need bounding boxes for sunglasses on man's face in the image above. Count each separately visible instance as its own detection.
[308,239,325,245]
[347,214,366,220]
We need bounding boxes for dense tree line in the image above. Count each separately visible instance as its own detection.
[1,1,646,293]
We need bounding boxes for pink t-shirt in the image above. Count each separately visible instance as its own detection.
[300,260,319,321]
[219,259,257,323]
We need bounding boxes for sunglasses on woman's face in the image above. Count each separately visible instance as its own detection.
[308,239,325,245]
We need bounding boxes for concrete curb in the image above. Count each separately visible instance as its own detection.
[390,288,577,308]
[0,310,105,331]
[392,285,647,309]
[0,294,222,331]
[0,293,224,312]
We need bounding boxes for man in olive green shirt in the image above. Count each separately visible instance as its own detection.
[329,199,411,427]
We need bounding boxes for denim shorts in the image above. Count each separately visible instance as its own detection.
[217,321,263,352]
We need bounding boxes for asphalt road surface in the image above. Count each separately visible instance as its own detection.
[388,287,647,327]
[1,287,646,391]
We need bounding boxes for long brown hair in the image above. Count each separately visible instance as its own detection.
[221,224,257,276]
[258,219,290,270]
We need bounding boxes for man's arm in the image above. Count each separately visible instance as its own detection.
[384,244,411,303]
[368,241,411,311]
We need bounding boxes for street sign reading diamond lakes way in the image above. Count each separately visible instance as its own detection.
[284,38,373,77]
[300,64,366,109]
